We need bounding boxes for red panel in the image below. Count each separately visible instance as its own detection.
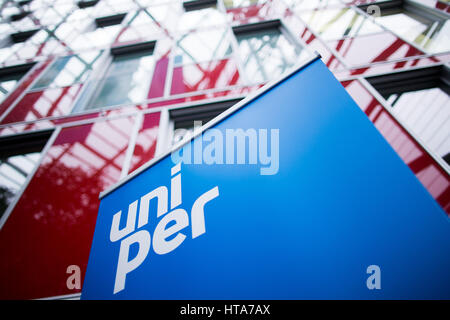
[328,32,424,67]
[333,54,446,79]
[129,112,160,173]
[148,57,169,99]
[0,116,135,299]
[171,59,240,95]
[0,84,83,125]
[0,59,52,117]
[342,80,450,214]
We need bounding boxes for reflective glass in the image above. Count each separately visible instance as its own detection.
[386,87,450,162]
[342,79,450,213]
[177,5,226,31]
[298,8,383,40]
[236,28,305,83]
[175,28,233,65]
[9,15,36,31]
[87,52,155,109]
[0,60,51,117]
[114,10,164,44]
[1,84,83,124]
[285,0,342,11]
[224,0,267,9]
[31,51,103,90]
[171,58,240,95]
[375,9,450,54]
[327,32,424,67]
[0,152,41,219]
[0,73,22,103]
[0,117,135,299]
[70,25,122,51]
[225,0,279,24]
[31,3,74,26]
[90,0,136,19]
[144,2,182,34]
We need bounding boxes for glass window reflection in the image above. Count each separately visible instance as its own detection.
[178,5,226,32]
[115,10,163,44]
[0,151,41,219]
[0,72,22,102]
[386,87,450,163]
[175,28,233,65]
[32,51,103,90]
[236,27,305,83]
[375,8,450,54]
[86,51,155,110]
[299,8,383,41]
[71,24,122,51]
[285,0,342,11]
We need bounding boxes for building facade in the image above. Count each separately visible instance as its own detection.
[0,0,448,299]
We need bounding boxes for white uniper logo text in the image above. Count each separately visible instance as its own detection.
[109,162,219,294]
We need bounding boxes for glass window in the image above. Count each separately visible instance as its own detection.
[178,3,225,32]
[115,10,163,44]
[0,63,33,103]
[235,26,305,83]
[0,73,22,102]
[369,66,450,167]
[86,51,155,110]
[375,6,450,54]
[172,27,238,95]
[385,86,450,165]
[31,51,103,90]
[70,24,122,51]
[0,132,51,219]
[285,0,342,11]
[298,8,383,41]
[0,152,40,218]
[175,28,233,65]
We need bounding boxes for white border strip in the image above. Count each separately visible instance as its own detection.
[38,292,81,300]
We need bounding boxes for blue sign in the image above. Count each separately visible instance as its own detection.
[82,57,450,299]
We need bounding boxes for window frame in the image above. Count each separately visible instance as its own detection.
[78,0,99,9]
[0,128,56,226]
[183,0,218,12]
[367,64,450,98]
[10,29,38,44]
[167,98,242,146]
[365,64,450,169]
[79,41,157,112]
[231,19,307,85]
[357,0,450,54]
[95,13,127,28]
[0,61,36,104]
